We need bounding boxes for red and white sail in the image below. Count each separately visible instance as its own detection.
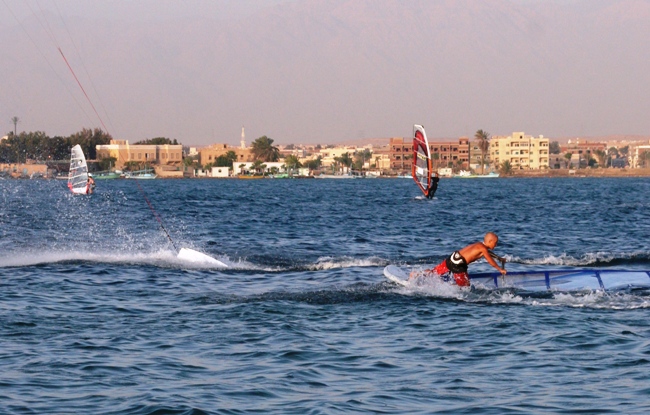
[411,124,433,197]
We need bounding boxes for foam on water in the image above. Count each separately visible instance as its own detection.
[309,256,387,270]
[510,251,650,267]
[0,248,253,270]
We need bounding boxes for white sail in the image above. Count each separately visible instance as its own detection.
[68,144,90,194]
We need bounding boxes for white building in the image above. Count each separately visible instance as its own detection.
[631,145,650,168]
[211,166,230,177]
[232,161,286,175]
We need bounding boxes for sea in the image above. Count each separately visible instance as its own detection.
[1,177,649,414]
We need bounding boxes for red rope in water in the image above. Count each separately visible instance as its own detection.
[135,179,178,252]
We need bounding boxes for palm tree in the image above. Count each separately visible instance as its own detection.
[238,163,246,175]
[304,156,322,171]
[285,154,302,172]
[251,159,266,174]
[619,146,629,158]
[564,152,573,169]
[334,152,353,173]
[251,136,280,162]
[606,147,619,167]
[500,160,513,176]
[11,116,19,136]
[593,149,607,167]
[474,129,490,174]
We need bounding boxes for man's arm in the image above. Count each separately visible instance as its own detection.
[488,250,506,267]
[482,246,507,275]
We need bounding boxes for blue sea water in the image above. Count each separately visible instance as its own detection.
[1,177,650,414]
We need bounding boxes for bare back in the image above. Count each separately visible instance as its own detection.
[458,242,491,265]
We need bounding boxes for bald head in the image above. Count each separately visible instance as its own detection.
[484,232,499,248]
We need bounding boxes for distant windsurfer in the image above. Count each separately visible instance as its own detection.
[426,172,439,199]
[412,232,506,286]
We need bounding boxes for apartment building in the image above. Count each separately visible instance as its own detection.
[490,132,550,170]
[389,137,470,172]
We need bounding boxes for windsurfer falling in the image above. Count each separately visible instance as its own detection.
[412,232,507,286]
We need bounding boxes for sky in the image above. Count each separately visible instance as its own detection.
[2,0,649,146]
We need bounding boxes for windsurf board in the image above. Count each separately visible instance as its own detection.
[383,265,650,292]
[383,265,410,286]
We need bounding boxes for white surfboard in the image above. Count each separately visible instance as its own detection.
[383,265,410,286]
[177,248,228,267]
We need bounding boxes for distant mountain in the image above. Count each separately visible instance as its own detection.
[2,0,649,144]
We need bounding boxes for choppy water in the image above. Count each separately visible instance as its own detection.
[1,177,650,414]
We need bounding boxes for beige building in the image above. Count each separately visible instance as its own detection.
[490,132,550,170]
[198,144,254,166]
[96,140,183,169]
[317,146,358,167]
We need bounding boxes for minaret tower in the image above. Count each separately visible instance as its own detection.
[240,125,246,149]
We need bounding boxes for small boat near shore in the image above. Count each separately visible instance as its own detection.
[315,173,355,179]
[125,169,157,179]
[238,175,265,180]
[92,170,121,180]
[453,170,500,178]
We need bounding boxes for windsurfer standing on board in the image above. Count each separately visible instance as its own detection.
[427,172,439,199]
[412,232,506,286]
[87,174,95,195]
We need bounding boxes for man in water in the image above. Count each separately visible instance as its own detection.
[413,232,507,287]
[427,171,439,199]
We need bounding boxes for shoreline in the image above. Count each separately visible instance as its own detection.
[506,168,650,178]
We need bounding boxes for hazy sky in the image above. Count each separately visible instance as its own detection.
[2,0,649,145]
[3,0,295,22]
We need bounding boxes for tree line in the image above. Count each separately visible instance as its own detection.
[0,128,112,163]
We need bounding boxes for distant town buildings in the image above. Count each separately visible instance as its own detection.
[96,140,183,169]
[558,138,607,168]
[4,127,650,179]
[388,137,470,172]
